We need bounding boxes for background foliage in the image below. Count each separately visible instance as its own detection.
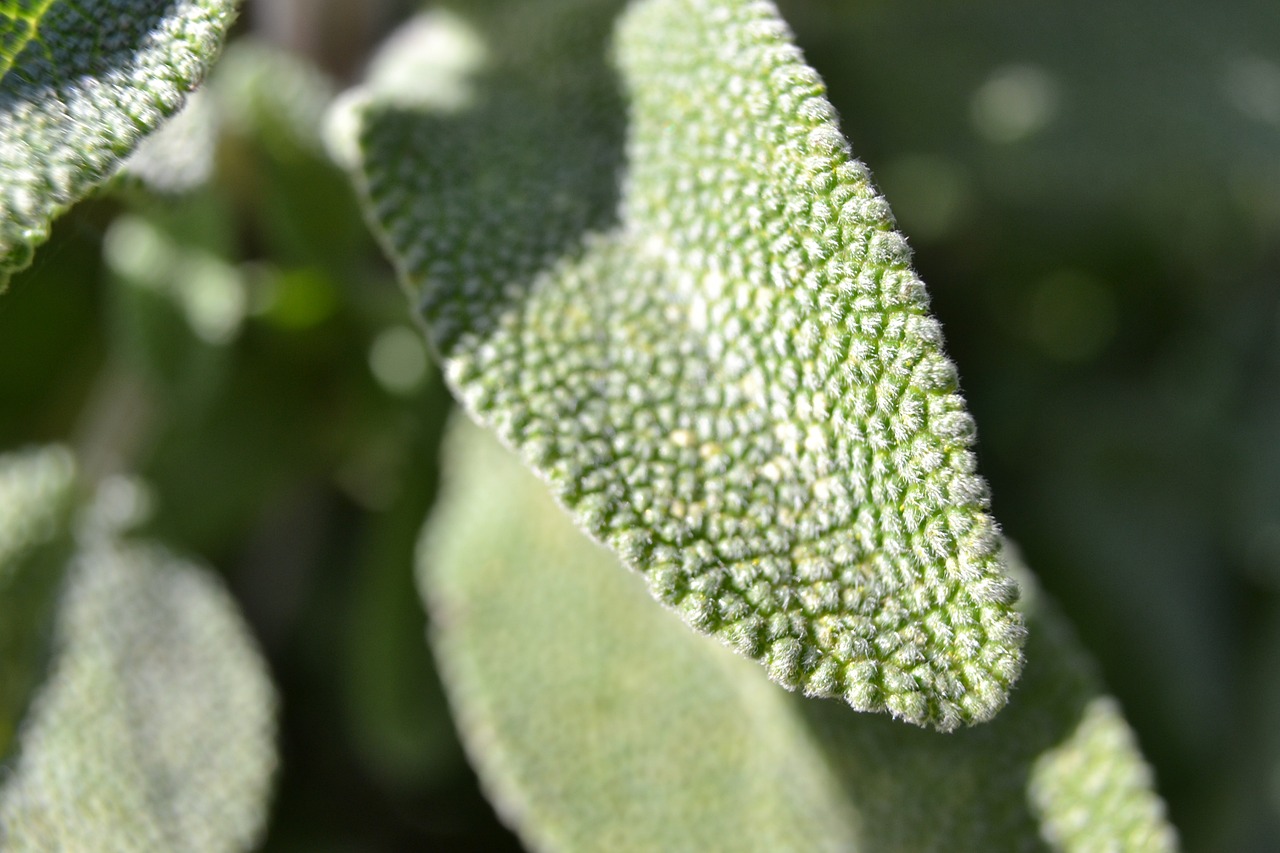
[0,0,1276,850]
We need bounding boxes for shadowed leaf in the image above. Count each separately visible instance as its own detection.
[0,470,277,852]
[421,417,1177,852]
[0,447,76,762]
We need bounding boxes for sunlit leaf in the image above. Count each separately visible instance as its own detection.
[212,38,335,159]
[119,89,218,194]
[348,0,1024,730]
[0,473,277,851]
[422,417,1178,852]
[0,0,237,286]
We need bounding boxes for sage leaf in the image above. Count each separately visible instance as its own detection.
[0,0,237,286]
[422,418,1178,852]
[0,473,277,852]
[349,0,1023,728]
[0,447,75,762]
[118,89,217,194]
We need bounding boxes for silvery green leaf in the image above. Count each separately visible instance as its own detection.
[422,417,1179,852]
[118,89,217,194]
[0,473,277,852]
[0,0,237,286]
[0,447,76,762]
[348,0,1023,729]
[211,38,336,158]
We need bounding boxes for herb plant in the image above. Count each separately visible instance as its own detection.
[2,0,1276,850]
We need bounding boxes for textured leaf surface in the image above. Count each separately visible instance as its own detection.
[352,0,1024,729]
[0,0,236,285]
[422,418,1179,852]
[0,476,277,852]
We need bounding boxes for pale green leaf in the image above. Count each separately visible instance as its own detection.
[118,89,217,194]
[0,0,237,285]
[422,417,1179,852]
[349,0,1023,729]
[0,446,74,586]
[0,473,277,852]
[212,38,336,158]
[0,446,76,762]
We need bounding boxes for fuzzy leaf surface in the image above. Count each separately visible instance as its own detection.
[352,0,1023,728]
[0,0,237,285]
[422,418,1179,852]
[0,475,277,852]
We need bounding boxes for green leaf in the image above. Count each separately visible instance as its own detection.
[0,475,277,851]
[0,446,76,762]
[212,38,335,160]
[118,89,218,194]
[349,0,1023,729]
[422,417,1179,852]
[0,0,238,286]
[211,40,371,272]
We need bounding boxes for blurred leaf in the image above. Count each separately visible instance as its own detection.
[0,0,238,286]
[210,39,369,271]
[0,475,278,852]
[757,4,1278,843]
[213,39,335,159]
[348,0,1023,730]
[421,418,1177,852]
[119,89,219,194]
[0,447,76,761]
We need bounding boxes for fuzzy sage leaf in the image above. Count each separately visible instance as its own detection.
[0,447,75,763]
[0,0,237,286]
[0,464,277,852]
[422,418,1179,852]
[349,0,1024,729]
